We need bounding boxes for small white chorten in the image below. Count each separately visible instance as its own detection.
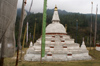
[29,41,33,48]
[96,43,100,51]
[81,38,87,50]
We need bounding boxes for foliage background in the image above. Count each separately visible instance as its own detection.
[15,9,100,47]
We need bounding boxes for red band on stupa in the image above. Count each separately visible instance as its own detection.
[46,33,67,35]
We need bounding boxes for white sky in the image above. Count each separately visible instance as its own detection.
[17,0,100,14]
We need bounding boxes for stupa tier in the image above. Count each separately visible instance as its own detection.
[24,6,91,61]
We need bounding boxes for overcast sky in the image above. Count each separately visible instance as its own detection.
[17,0,100,14]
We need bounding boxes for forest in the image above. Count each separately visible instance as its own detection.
[15,9,100,47]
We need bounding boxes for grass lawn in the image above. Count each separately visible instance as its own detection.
[4,48,100,66]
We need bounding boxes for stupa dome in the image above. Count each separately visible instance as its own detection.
[46,22,66,33]
[46,6,66,34]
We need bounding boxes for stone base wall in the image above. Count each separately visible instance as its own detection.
[24,52,92,61]
[96,47,100,51]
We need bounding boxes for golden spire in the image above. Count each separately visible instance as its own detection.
[54,5,57,11]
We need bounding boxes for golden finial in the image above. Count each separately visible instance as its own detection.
[54,5,57,11]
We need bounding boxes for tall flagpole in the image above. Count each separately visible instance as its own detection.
[41,0,47,62]
[90,2,93,50]
[76,20,78,43]
[65,24,67,32]
[15,0,26,66]
[26,0,33,46]
[20,24,27,61]
[20,0,33,61]
[33,18,37,44]
[94,5,98,49]
[26,22,28,45]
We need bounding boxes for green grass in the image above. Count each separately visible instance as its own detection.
[4,48,100,66]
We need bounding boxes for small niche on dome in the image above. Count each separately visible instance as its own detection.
[67,54,72,56]
[63,46,67,48]
[52,36,55,38]
[50,46,54,48]
[61,40,65,42]
[51,40,55,42]
[60,36,63,38]
[47,54,52,56]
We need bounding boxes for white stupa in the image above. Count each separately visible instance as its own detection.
[29,41,33,48]
[24,6,91,61]
[81,38,87,50]
[96,43,100,51]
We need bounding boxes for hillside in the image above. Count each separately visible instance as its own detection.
[16,8,100,47]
